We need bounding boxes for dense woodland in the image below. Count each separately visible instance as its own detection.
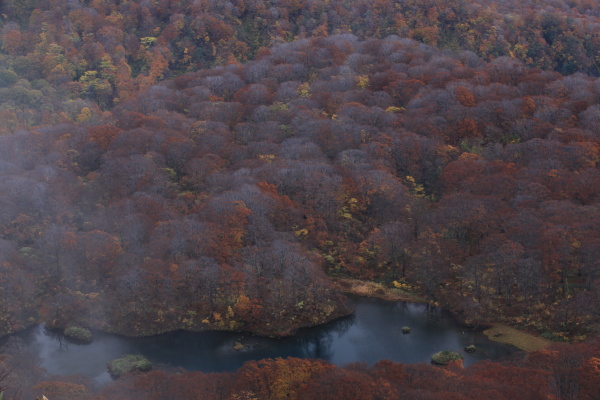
[2,29,599,340]
[0,0,599,133]
[0,0,599,398]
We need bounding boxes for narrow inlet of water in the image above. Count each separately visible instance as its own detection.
[1,296,518,384]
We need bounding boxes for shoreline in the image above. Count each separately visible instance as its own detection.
[331,277,553,352]
[2,279,554,353]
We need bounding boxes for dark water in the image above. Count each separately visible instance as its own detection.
[2,297,517,384]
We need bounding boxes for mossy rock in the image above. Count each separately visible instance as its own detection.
[107,355,152,378]
[431,350,463,366]
[464,344,476,353]
[64,326,93,343]
[233,341,245,351]
[402,326,411,334]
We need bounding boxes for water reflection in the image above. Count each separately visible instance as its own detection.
[296,314,354,360]
[3,297,518,383]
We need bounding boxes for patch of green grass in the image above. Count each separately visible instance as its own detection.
[107,354,152,378]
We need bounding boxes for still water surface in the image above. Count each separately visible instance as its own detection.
[4,297,517,384]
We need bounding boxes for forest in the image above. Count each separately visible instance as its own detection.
[0,0,599,399]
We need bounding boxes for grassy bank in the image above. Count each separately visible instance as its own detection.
[332,278,425,303]
[483,324,553,352]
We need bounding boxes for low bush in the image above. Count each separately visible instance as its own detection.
[541,331,569,342]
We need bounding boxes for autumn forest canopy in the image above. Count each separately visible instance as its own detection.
[0,0,599,399]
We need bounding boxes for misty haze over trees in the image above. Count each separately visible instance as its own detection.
[0,0,599,399]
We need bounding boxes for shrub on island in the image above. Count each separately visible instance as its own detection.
[64,326,93,343]
[431,350,462,366]
[107,355,152,378]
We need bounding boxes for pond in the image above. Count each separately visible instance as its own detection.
[2,296,518,384]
